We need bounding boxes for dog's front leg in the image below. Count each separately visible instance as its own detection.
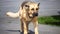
[32,17,38,34]
[34,21,38,34]
[20,20,24,33]
[23,21,28,34]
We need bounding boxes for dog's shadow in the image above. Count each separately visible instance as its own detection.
[6,30,34,34]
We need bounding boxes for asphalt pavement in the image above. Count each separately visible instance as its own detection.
[0,17,60,34]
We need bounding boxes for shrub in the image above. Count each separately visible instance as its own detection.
[38,15,60,26]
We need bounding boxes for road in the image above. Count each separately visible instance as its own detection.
[0,17,60,34]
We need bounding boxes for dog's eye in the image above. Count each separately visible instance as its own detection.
[31,8,34,10]
[36,8,39,10]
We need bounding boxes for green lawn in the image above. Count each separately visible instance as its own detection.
[38,15,60,26]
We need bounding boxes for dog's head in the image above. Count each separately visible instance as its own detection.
[21,1,40,18]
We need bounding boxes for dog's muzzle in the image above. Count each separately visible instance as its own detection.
[33,13,38,17]
[28,13,38,18]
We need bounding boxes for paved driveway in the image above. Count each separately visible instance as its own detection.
[0,17,60,34]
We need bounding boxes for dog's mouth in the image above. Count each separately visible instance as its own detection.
[29,14,33,18]
[28,13,38,18]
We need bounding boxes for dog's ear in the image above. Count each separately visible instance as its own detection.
[25,5,29,8]
[25,5,29,7]
[38,3,40,6]
[25,5,29,10]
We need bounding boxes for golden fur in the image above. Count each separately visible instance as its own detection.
[6,1,40,34]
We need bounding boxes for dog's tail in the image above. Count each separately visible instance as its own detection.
[6,11,19,18]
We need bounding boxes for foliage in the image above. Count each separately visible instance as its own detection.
[38,15,60,26]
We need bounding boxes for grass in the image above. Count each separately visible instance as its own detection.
[38,15,60,26]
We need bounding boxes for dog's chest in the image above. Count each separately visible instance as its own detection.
[25,15,32,21]
[20,13,32,21]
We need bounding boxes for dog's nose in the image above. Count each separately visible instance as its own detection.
[33,13,38,16]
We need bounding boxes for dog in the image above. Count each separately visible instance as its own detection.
[6,1,40,34]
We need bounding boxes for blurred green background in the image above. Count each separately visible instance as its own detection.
[38,15,60,26]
